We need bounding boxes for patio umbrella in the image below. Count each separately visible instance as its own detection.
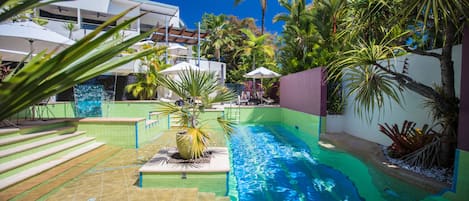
[159,61,204,75]
[0,21,74,61]
[131,40,155,50]
[244,67,281,103]
[168,44,188,56]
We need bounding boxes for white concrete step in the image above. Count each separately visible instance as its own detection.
[0,137,95,173]
[0,128,20,136]
[0,130,57,146]
[0,142,104,190]
[0,131,86,158]
[146,120,159,127]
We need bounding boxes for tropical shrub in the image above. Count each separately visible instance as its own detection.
[156,69,236,159]
[125,45,168,100]
[379,120,436,158]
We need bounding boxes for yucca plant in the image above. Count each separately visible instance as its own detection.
[156,69,236,159]
[0,0,161,121]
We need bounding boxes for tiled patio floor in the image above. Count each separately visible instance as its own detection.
[43,129,228,201]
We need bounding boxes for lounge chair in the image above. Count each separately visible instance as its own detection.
[262,97,275,104]
[159,90,173,103]
[237,91,249,105]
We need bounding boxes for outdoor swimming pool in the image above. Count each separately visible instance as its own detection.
[228,123,432,201]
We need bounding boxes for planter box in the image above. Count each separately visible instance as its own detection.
[139,147,230,196]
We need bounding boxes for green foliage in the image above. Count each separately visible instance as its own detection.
[0,5,158,121]
[156,69,236,159]
[345,65,403,120]
[125,45,168,100]
[0,0,59,22]
[275,0,347,74]
[199,13,276,83]
[62,22,78,39]
[423,85,460,138]
[328,33,406,120]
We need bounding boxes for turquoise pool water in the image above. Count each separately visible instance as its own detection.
[228,123,432,201]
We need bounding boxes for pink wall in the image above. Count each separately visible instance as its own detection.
[458,27,469,151]
[279,68,327,116]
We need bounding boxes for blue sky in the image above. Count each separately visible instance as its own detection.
[153,0,288,34]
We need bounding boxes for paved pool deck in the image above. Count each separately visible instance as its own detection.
[41,129,229,201]
[319,132,450,193]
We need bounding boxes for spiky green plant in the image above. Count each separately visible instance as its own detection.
[125,45,168,100]
[0,2,159,121]
[156,69,236,159]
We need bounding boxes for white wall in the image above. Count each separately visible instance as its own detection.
[328,45,462,145]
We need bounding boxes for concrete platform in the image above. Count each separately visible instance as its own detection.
[139,147,230,196]
[140,147,230,173]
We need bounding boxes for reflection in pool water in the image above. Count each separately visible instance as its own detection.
[228,123,432,201]
[229,124,363,201]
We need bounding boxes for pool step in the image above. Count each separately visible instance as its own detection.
[225,105,240,123]
[169,114,183,128]
[0,130,57,146]
[0,131,86,158]
[145,119,159,128]
[0,142,104,191]
[0,128,20,137]
[0,137,95,174]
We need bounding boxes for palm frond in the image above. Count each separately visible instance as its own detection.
[0,6,156,121]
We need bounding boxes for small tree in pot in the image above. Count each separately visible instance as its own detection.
[156,69,236,159]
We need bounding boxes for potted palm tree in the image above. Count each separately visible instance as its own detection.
[156,69,236,159]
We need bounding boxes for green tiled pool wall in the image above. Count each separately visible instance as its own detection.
[141,172,227,196]
[238,107,282,123]
[436,149,469,201]
[22,102,160,119]
[78,122,137,148]
[77,121,163,149]
[235,107,324,135]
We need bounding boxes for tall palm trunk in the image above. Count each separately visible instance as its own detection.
[261,0,266,34]
[438,22,458,167]
[252,54,256,95]
[261,9,265,34]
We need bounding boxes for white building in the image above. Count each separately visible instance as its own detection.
[1,0,226,100]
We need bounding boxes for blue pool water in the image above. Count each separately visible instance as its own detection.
[229,124,363,201]
[228,124,432,201]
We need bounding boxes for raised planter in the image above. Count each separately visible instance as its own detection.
[139,147,230,196]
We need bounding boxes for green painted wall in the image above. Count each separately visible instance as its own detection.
[238,107,282,123]
[26,101,161,119]
[431,149,469,201]
[280,108,321,135]
[105,102,159,118]
[141,172,227,196]
[77,120,164,149]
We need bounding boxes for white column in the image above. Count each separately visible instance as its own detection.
[77,8,81,27]
[137,18,140,33]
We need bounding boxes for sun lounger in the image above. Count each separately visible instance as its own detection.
[262,97,275,104]
[237,91,249,105]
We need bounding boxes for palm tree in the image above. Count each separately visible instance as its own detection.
[156,69,236,159]
[329,0,469,166]
[62,22,78,39]
[275,0,323,73]
[234,0,267,34]
[239,28,274,71]
[200,14,235,62]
